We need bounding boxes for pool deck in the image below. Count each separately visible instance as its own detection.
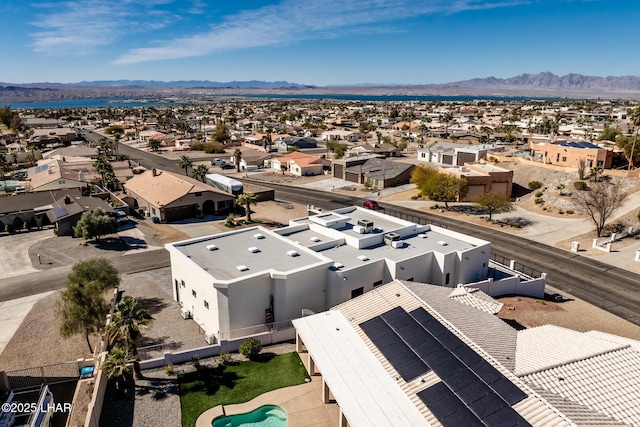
[196,380,340,427]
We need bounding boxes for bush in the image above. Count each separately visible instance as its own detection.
[534,198,544,205]
[190,354,200,370]
[528,181,543,190]
[218,350,231,366]
[239,338,262,360]
[224,214,236,227]
[535,191,544,198]
[164,364,175,375]
[566,210,574,215]
[574,181,588,191]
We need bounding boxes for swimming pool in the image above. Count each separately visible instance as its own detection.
[212,404,287,427]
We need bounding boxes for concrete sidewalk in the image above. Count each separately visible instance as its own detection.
[0,292,54,356]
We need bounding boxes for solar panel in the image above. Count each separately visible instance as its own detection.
[469,359,503,384]
[468,392,507,420]
[456,380,491,405]
[418,382,483,427]
[432,358,465,380]
[482,405,530,427]
[441,407,484,427]
[488,376,528,406]
[446,370,477,393]
[51,207,69,219]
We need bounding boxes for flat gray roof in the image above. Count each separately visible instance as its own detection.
[172,227,327,281]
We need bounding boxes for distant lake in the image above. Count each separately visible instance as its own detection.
[0,93,568,109]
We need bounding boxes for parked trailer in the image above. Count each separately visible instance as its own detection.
[205,173,243,195]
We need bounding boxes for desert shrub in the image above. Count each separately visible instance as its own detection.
[534,198,544,205]
[566,210,574,215]
[528,181,543,190]
[190,354,200,370]
[224,214,236,227]
[535,191,544,198]
[218,350,231,366]
[239,338,262,360]
[574,181,588,191]
[164,364,175,375]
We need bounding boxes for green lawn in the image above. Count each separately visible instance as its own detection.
[179,352,309,427]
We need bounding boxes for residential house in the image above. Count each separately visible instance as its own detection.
[294,279,640,427]
[440,163,514,201]
[341,158,414,188]
[272,152,323,176]
[165,206,544,339]
[417,142,501,166]
[27,160,89,193]
[46,193,115,236]
[0,189,83,231]
[123,169,234,222]
[275,136,318,151]
[320,130,354,141]
[529,140,617,169]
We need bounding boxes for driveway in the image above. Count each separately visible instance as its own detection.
[0,229,53,278]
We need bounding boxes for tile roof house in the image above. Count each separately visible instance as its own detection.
[271,152,323,176]
[123,169,235,222]
[45,193,115,236]
[293,279,640,426]
[27,160,89,193]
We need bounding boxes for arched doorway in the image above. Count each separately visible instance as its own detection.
[202,200,216,215]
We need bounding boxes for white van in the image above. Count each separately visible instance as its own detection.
[12,186,27,196]
[210,158,226,166]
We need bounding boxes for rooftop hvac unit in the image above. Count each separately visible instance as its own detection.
[384,232,400,245]
[206,244,218,251]
[357,255,369,261]
[248,247,260,253]
[205,334,216,345]
[391,241,405,249]
[253,233,265,239]
[236,265,249,271]
[180,308,192,320]
[310,236,321,242]
[353,225,366,234]
[418,233,428,238]
[357,219,374,233]
[287,250,299,257]
[333,262,344,269]
[437,241,448,246]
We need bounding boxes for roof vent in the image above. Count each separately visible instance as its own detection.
[236,265,249,271]
[310,236,321,242]
[418,233,428,238]
[437,241,448,246]
[253,233,265,239]
[248,247,260,253]
[287,250,299,257]
[333,262,344,269]
[357,255,369,261]
[206,244,218,251]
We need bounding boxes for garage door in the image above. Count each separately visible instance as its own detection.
[466,185,486,201]
[164,204,197,222]
[492,182,508,196]
[345,171,359,183]
[333,164,344,178]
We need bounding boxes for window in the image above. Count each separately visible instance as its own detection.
[562,157,567,162]
[192,289,197,298]
[445,273,450,285]
[556,153,560,162]
[597,160,604,167]
[204,300,209,309]
[351,287,364,299]
[373,280,383,287]
[181,280,186,288]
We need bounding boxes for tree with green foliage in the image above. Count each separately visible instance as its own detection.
[411,166,468,209]
[102,346,137,392]
[104,125,125,157]
[474,192,514,220]
[106,297,152,379]
[147,138,161,152]
[239,338,262,360]
[73,208,119,242]
[94,155,114,189]
[57,258,119,352]
[192,163,208,182]
[622,106,640,170]
[326,141,348,159]
[597,127,621,142]
[212,123,229,143]
[179,155,192,176]
[237,193,258,222]
[573,181,628,237]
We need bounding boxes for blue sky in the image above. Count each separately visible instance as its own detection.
[0,0,638,85]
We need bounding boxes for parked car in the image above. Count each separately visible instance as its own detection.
[545,293,563,302]
[210,158,226,166]
[114,210,129,224]
[363,200,380,210]
[220,163,235,170]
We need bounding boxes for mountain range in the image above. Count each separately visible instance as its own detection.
[2,72,640,102]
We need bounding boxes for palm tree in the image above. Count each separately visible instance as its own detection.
[237,192,258,223]
[179,155,192,176]
[108,297,152,380]
[234,148,242,172]
[192,164,208,182]
[102,346,137,393]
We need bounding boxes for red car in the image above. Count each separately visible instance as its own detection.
[363,200,380,210]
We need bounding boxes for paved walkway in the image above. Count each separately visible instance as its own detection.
[0,291,54,355]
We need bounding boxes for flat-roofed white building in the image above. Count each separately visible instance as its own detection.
[166,206,537,339]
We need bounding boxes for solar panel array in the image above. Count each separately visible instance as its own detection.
[51,207,69,219]
[360,306,530,427]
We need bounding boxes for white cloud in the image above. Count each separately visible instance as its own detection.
[29,0,175,54]
[113,0,525,64]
